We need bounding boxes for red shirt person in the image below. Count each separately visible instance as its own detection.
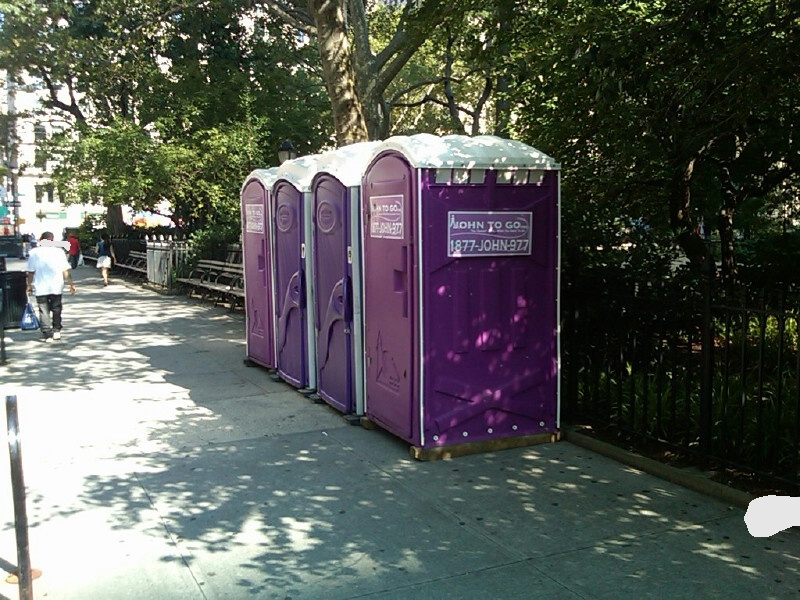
[67,232,81,269]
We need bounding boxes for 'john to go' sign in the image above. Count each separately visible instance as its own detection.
[447,211,533,257]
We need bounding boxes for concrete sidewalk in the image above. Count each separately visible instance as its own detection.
[0,264,797,599]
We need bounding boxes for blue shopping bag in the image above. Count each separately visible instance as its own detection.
[19,302,40,331]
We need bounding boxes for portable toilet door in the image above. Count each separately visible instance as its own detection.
[361,134,561,454]
[311,141,381,415]
[272,155,321,390]
[241,168,279,370]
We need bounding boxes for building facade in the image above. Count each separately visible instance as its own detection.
[1,71,104,243]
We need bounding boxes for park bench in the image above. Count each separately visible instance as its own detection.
[175,259,244,310]
[115,249,147,279]
[81,247,97,266]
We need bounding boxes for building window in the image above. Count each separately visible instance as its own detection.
[47,184,55,203]
[34,124,47,169]
[35,185,44,203]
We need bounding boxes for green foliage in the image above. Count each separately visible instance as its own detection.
[186,224,240,263]
[52,115,276,247]
[562,209,686,293]
[369,5,471,134]
[509,0,800,277]
[367,0,512,136]
[74,213,105,252]
[5,0,800,284]
[49,119,166,208]
[738,231,800,289]
[3,0,333,243]
[163,120,267,239]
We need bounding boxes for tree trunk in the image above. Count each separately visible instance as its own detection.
[494,74,510,138]
[443,36,467,134]
[492,0,513,138]
[360,88,392,140]
[670,157,709,269]
[308,0,369,145]
[106,205,126,236]
[717,203,736,286]
[717,168,740,286]
[348,0,462,140]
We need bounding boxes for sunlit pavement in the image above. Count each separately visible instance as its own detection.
[1,264,798,600]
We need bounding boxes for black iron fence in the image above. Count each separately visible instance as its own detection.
[108,237,146,262]
[561,266,800,489]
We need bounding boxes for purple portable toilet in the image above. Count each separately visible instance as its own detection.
[241,168,279,370]
[311,141,381,415]
[361,134,561,457]
[272,155,321,390]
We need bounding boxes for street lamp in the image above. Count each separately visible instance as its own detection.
[277,139,297,164]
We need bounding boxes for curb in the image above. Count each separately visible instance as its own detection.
[562,428,755,509]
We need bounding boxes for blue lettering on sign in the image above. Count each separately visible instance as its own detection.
[447,211,533,257]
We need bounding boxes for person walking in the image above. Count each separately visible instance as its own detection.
[96,233,116,286]
[25,231,76,342]
[66,232,81,269]
[21,233,30,258]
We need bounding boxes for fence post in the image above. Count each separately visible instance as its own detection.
[560,285,571,423]
[6,395,35,599]
[167,240,174,293]
[699,254,715,454]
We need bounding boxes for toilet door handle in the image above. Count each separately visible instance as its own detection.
[393,245,409,318]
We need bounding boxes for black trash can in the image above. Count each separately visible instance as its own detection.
[0,271,4,364]
[1,271,29,329]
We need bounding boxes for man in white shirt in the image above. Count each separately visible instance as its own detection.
[25,231,76,341]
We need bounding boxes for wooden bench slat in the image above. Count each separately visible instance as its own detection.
[176,258,244,310]
[116,250,147,278]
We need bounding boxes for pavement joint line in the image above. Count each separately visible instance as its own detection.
[525,559,593,600]
[342,555,540,600]
[133,470,210,600]
[561,429,755,509]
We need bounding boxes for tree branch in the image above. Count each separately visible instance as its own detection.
[389,72,479,105]
[369,0,454,97]
[39,71,85,122]
[393,93,475,118]
[442,35,465,133]
[470,75,492,136]
[242,0,316,35]
[347,0,372,76]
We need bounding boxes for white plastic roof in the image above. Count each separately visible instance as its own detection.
[241,167,279,195]
[315,141,383,187]
[369,133,560,170]
[275,154,321,192]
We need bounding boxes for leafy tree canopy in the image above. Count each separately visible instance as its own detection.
[3,0,800,284]
[510,0,800,284]
[1,0,331,237]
